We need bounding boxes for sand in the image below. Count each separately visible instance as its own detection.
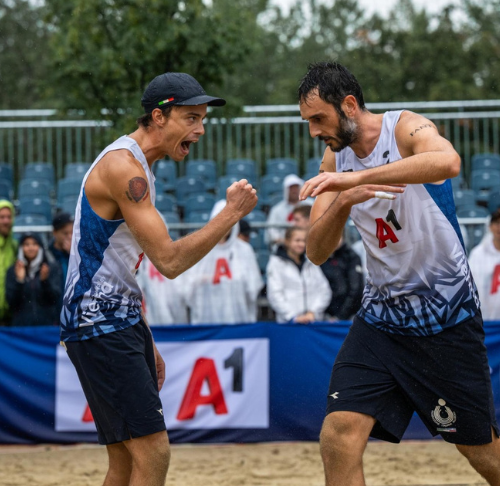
[0,440,487,486]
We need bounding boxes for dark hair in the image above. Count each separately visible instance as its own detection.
[298,61,366,116]
[292,205,312,218]
[285,226,306,241]
[491,208,500,224]
[136,105,174,129]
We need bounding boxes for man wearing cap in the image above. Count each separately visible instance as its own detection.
[60,73,257,486]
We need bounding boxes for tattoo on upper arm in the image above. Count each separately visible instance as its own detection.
[410,124,434,137]
[126,177,149,203]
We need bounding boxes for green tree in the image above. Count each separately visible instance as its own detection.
[0,0,52,109]
[44,0,267,130]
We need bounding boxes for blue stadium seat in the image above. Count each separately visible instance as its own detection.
[154,160,177,191]
[266,158,298,176]
[18,179,52,199]
[23,162,55,186]
[175,177,206,207]
[266,193,283,208]
[453,189,476,210]
[302,171,318,183]
[256,249,270,274]
[306,157,322,174]
[184,211,211,234]
[248,229,266,251]
[59,195,79,216]
[0,163,14,185]
[259,174,284,207]
[217,175,239,199]
[450,172,466,191]
[186,159,217,191]
[155,193,177,213]
[471,153,500,172]
[0,179,13,200]
[488,190,500,213]
[19,197,53,221]
[244,209,267,223]
[57,178,82,204]
[14,214,50,227]
[471,170,500,203]
[226,159,258,180]
[456,206,490,219]
[184,193,216,217]
[65,162,90,180]
[158,211,180,240]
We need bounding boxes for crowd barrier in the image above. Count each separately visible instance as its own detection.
[1,321,499,445]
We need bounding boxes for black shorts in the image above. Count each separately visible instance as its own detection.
[326,314,499,445]
[66,320,166,445]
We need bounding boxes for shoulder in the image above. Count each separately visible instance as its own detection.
[100,149,147,182]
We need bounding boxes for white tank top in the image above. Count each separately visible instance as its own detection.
[60,136,156,341]
[336,111,479,336]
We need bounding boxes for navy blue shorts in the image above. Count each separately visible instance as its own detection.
[326,314,499,445]
[66,320,166,445]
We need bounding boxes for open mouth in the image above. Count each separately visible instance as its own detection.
[180,140,192,154]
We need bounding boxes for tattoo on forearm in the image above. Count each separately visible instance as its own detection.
[319,163,325,174]
[410,124,434,137]
[126,177,149,203]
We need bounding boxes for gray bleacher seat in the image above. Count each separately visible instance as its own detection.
[154,159,177,192]
[186,159,217,191]
[18,178,52,199]
[471,153,500,172]
[266,158,298,176]
[184,193,216,217]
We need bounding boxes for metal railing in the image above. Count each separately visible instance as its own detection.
[1,101,499,183]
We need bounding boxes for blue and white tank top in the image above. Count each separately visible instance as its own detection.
[60,136,156,342]
[337,111,479,336]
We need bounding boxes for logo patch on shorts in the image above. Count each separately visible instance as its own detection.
[431,398,457,430]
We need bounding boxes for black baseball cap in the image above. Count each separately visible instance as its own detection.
[141,73,226,113]
[52,212,74,231]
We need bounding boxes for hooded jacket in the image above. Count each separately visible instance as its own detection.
[0,200,17,323]
[186,200,264,324]
[266,245,332,323]
[6,235,61,326]
[469,233,500,321]
[265,174,304,246]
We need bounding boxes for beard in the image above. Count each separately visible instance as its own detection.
[320,114,359,153]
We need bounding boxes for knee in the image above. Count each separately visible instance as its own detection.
[320,412,373,457]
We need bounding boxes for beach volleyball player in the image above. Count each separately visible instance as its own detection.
[298,62,500,486]
[59,73,257,486]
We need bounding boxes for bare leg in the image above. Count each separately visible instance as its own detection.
[456,429,500,486]
[123,430,170,486]
[104,442,133,486]
[320,411,376,486]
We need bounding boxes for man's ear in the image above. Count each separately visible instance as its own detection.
[341,95,358,118]
[151,108,167,127]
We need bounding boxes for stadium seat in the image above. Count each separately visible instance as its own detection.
[217,175,239,199]
[267,193,283,208]
[154,159,177,192]
[159,211,181,240]
[186,159,217,191]
[175,177,206,207]
[184,211,211,234]
[450,172,466,191]
[259,174,284,207]
[471,170,500,203]
[244,209,267,223]
[456,206,490,219]
[19,197,53,221]
[14,214,50,227]
[256,249,270,274]
[155,193,177,213]
[248,229,266,251]
[0,179,13,200]
[453,189,476,210]
[59,195,79,216]
[226,159,258,180]
[302,171,318,183]
[155,179,168,196]
[65,162,91,180]
[266,158,298,176]
[471,153,500,172]
[184,193,216,217]
[0,163,14,185]
[57,178,82,204]
[487,190,500,213]
[306,157,322,174]
[18,179,52,200]
[23,162,55,186]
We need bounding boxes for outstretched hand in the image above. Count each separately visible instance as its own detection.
[341,184,406,206]
[299,172,359,200]
[226,179,258,218]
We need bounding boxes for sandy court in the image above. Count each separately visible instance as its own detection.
[0,440,487,486]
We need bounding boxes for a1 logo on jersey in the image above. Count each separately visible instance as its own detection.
[54,338,270,432]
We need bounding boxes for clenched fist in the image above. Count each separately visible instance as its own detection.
[226,179,258,219]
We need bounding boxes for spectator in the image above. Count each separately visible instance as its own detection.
[186,200,264,324]
[266,226,331,323]
[265,174,304,248]
[136,255,190,325]
[292,204,312,230]
[0,200,17,326]
[238,219,252,244]
[469,208,500,321]
[6,233,61,327]
[320,236,364,321]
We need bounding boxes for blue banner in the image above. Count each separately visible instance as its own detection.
[0,321,499,444]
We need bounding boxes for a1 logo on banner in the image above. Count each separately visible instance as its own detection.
[54,338,269,432]
[159,339,269,429]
